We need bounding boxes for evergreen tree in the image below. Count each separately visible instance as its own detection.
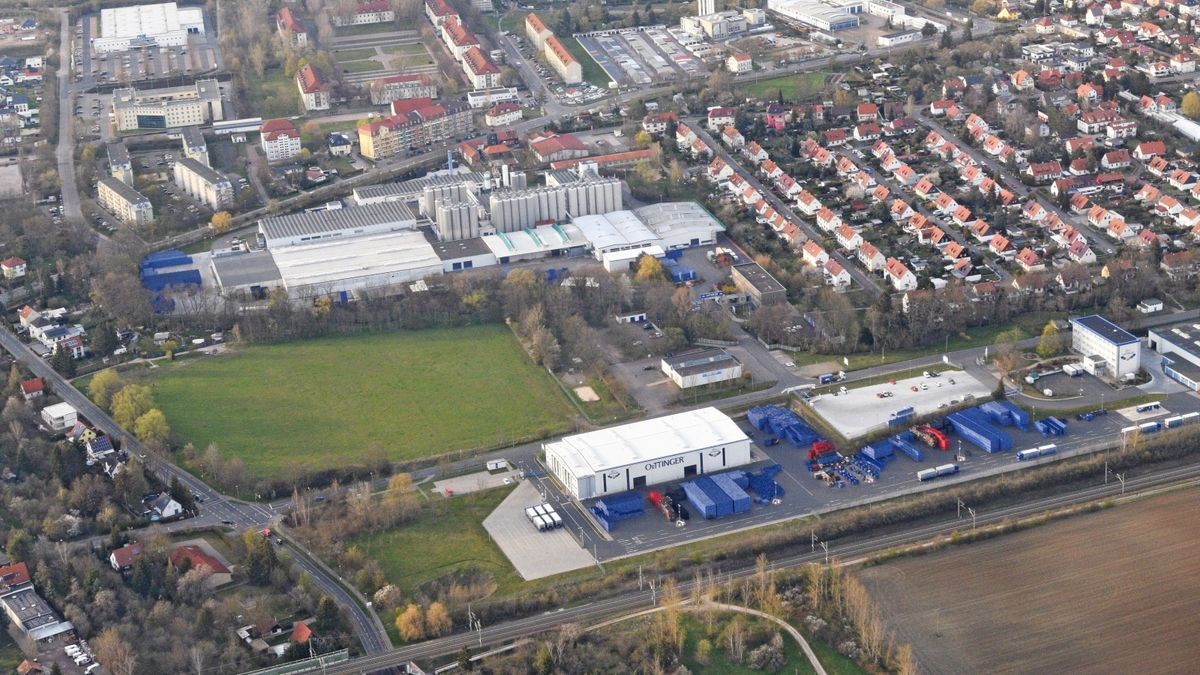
[50,346,75,377]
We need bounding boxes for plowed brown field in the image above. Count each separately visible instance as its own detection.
[859,487,1200,675]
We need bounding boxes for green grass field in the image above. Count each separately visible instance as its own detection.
[382,43,429,56]
[741,72,829,102]
[341,60,385,73]
[243,66,301,119]
[144,327,574,478]
[354,487,520,598]
[335,47,378,61]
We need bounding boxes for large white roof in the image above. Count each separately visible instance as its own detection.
[101,2,182,39]
[545,407,748,475]
[634,202,724,243]
[481,223,586,258]
[571,210,658,252]
[270,230,441,292]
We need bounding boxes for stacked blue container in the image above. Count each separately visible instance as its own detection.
[682,481,718,519]
[889,432,924,462]
[710,473,752,513]
[946,408,1013,453]
[696,477,734,517]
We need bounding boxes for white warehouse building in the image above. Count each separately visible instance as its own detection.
[93,2,205,54]
[545,407,752,500]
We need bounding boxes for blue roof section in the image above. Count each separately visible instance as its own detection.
[1071,315,1138,346]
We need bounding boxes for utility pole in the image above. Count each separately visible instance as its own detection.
[820,541,829,565]
[967,506,976,530]
[811,529,816,551]
[957,498,965,519]
[1116,473,1125,495]
[638,564,644,590]
[649,579,657,606]
[1104,461,1109,484]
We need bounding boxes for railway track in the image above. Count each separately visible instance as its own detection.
[323,459,1200,673]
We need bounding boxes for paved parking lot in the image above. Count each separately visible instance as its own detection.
[481,481,596,580]
[810,370,993,438]
[77,9,223,89]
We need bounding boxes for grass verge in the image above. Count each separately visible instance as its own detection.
[562,36,610,88]
[341,60,384,74]
[334,48,377,61]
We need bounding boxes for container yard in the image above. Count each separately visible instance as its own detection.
[490,385,1200,567]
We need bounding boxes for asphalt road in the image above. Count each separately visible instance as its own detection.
[689,121,884,297]
[324,459,1200,674]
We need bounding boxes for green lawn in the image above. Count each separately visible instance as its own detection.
[334,22,396,37]
[562,36,610,88]
[341,60,385,74]
[243,66,301,119]
[142,327,575,478]
[741,72,829,102]
[382,43,429,56]
[354,486,521,642]
[335,47,378,61]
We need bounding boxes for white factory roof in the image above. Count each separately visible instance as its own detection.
[633,202,724,243]
[481,223,586,258]
[259,202,416,245]
[572,210,659,253]
[545,407,748,475]
[100,2,186,39]
[270,230,441,291]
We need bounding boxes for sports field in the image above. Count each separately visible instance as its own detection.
[148,326,575,478]
[858,487,1200,674]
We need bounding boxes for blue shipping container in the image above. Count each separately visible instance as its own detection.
[711,474,752,513]
[696,477,734,517]
[682,480,718,519]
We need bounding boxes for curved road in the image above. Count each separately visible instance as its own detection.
[0,328,391,654]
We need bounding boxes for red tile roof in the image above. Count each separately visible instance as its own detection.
[277,7,304,33]
[169,545,230,575]
[19,378,42,395]
[0,561,30,589]
[260,118,299,141]
[463,47,499,76]
[296,64,326,94]
[1,256,24,267]
[110,541,144,568]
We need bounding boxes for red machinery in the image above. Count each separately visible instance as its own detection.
[807,440,836,459]
[912,425,949,450]
[647,491,674,521]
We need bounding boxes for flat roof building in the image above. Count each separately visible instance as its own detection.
[0,587,74,641]
[481,223,588,263]
[661,349,743,389]
[633,202,724,251]
[106,140,133,185]
[731,260,788,306]
[94,2,205,53]
[1147,319,1200,390]
[572,210,660,258]
[270,229,442,299]
[111,79,224,131]
[544,407,752,500]
[258,201,417,248]
[1070,315,1141,379]
[97,177,153,226]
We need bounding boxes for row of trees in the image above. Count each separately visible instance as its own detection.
[88,371,172,449]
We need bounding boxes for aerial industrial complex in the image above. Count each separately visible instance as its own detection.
[210,166,723,299]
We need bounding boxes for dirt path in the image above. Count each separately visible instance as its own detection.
[858,487,1200,675]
